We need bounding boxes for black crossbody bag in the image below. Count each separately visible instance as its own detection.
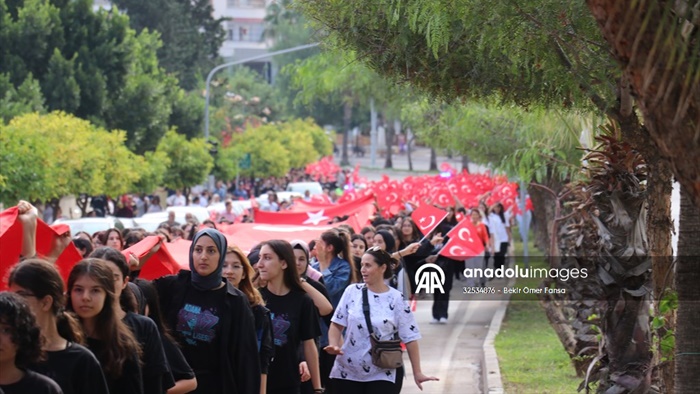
[362,286,404,369]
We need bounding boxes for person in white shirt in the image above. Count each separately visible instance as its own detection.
[166,190,186,207]
[488,202,510,271]
[324,247,438,393]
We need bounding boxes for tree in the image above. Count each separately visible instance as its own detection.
[0,72,44,123]
[296,1,682,389]
[289,49,388,166]
[111,0,227,90]
[674,185,700,391]
[1,0,202,150]
[155,129,214,196]
[0,111,144,208]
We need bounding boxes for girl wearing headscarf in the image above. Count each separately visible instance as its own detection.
[154,228,261,394]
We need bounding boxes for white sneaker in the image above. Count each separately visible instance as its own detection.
[438,318,448,324]
[430,318,440,324]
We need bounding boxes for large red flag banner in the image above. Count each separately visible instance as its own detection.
[253,194,375,226]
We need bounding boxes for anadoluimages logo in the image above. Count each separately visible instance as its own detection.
[414,263,446,294]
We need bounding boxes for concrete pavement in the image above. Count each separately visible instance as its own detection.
[397,279,511,394]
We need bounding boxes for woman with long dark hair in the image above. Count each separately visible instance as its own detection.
[132,279,198,394]
[90,247,173,394]
[8,259,109,394]
[257,240,323,394]
[66,259,144,394]
[222,245,274,394]
[154,228,260,394]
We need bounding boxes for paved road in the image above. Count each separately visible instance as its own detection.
[396,280,510,394]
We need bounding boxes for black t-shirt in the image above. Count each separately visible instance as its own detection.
[173,285,226,394]
[251,303,274,375]
[123,312,174,393]
[161,337,195,382]
[0,370,62,394]
[30,342,108,394]
[260,288,319,391]
[86,337,143,394]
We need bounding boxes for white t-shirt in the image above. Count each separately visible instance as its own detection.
[330,284,421,383]
[488,212,509,245]
[167,194,186,207]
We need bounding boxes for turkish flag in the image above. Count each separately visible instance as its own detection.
[122,236,183,280]
[221,223,336,253]
[410,205,448,236]
[0,207,81,291]
[253,194,374,226]
[440,219,485,258]
[0,207,23,290]
[35,220,81,284]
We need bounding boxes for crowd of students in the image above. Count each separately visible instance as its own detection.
[1,185,517,394]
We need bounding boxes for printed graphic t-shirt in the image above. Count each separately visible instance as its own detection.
[259,288,319,391]
[330,284,421,383]
[174,285,226,394]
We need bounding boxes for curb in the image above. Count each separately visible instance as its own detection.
[482,279,514,394]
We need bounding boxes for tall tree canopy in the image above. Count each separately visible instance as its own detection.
[0,0,203,150]
[111,0,226,90]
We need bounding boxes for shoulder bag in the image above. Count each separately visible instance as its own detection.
[362,286,404,369]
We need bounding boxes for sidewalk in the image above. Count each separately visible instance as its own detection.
[400,279,510,394]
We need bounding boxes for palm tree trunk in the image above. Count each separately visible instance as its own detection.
[674,185,700,393]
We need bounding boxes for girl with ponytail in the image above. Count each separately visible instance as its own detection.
[9,259,109,394]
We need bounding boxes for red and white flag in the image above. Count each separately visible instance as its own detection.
[439,219,485,258]
[410,204,448,236]
[253,194,374,226]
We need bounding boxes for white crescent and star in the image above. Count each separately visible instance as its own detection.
[419,215,436,230]
[302,210,330,225]
[458,228,475,243]
[449,245,466,256]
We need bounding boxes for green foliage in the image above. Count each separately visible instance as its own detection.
[0,111,144,204]
[296,0,617,112]
[1,0,202,152]
[111,0,226,90]
[226,119,331,179]
[134,150,170,194]
[0,72,44,123]
[156,129,214,191]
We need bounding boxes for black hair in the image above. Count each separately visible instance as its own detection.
[73,237,94,258]
[89,247,137,313]
[0,292,44,368]
[132,279,176,344]
[9,259,84,344]
[259,240,304,292]
[364,248,395,280]
[123,231,145,249]
[247,243,262,265]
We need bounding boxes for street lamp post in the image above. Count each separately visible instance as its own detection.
[204,43,320,139]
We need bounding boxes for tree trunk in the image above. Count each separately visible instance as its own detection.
[586,0,700,210]
[384,117,394,169]
[539,297,589,377]
[77,195,89,217]
[461,154,470,173]
[429,147,437,171]
[407,131,414,172]
[341,100,352,166]
[674,185,700,393]
[615,91,675,392]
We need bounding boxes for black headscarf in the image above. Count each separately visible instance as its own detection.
[189,228,227,291]
[376,230,396,253]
